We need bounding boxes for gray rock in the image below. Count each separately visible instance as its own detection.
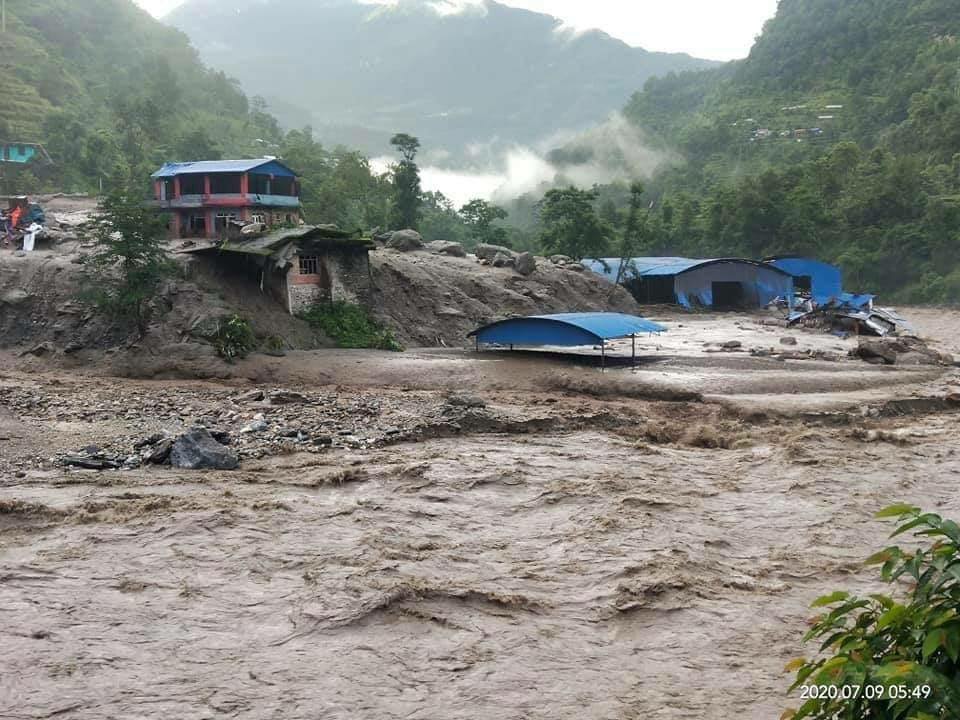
[446,394,487,409]
[425,240,467,257]
[475,243,515,262]
[565,263,585,272]
[236,389,265,402]
[549,254,573,265]
[1,289,31,305]
[170,428,239,470]
[515,252,536,276]
[491,251,515,268]
[63,455,121,470]
[387,229,424,251]
[722,341,743,350]
[143,438,173,464]
[269,390,308,405]
[779,336,798,346]
[241,419,269,434]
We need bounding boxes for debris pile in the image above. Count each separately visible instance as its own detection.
[852,337,954,366]
[788,295,913,337]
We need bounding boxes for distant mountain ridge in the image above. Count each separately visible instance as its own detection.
[166,0,717,157]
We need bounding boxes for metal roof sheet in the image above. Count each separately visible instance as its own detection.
[585,257,793,279]
[469,312,666,347]
[151,159,297,178]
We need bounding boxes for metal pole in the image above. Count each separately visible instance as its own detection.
[632,334,636,368]
[601,342,606,372]
[475,336,479,353]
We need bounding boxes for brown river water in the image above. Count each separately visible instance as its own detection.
[2,308,959,719]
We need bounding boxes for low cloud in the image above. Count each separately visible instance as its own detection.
[374,113,672,208]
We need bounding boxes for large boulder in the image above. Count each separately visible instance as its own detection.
[491,251,515,268]
[170,427,239,470]
[515,252,536,276]
[853,337,952,366]
[387,229,424,252]
[425,240,467,257]
[475,243,515,262]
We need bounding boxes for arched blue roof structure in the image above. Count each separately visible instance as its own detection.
[583,257,794,309]
[468,313,666,347]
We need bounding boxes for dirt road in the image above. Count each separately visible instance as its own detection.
[2,311,959,719]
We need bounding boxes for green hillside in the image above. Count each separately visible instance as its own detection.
[617,0,960,301]
[1,0,282,191]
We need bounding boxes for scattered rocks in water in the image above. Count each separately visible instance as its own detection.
[169,427,239,470]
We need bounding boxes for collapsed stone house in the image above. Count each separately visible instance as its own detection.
[179,225,374,315]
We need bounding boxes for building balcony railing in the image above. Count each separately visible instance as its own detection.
[152,193,301,210]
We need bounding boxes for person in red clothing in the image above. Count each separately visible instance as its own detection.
[9,204,22,232]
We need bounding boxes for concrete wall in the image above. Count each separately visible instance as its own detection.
[285,249,372,315]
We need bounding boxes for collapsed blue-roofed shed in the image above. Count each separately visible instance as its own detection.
[584,257,794,310]
[469,312,666,367]
[765,256,843,305]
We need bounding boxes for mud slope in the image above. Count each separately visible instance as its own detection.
[370,249,639,346]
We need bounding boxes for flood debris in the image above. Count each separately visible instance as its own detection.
[788,296,914,337]
[852,336,953,366]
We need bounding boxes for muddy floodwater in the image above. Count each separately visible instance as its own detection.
[2,309,960,719]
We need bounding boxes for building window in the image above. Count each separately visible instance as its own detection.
[252,214,265,225]
[299,256,319,275]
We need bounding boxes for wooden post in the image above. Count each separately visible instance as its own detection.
[601,342,606,372]
[632,334,636,367]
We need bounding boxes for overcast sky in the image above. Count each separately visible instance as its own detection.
[133,0,778,61]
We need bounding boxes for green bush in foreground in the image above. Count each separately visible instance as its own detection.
[784,505,960,719]
[213,315,256,362]
[299,302,402,352]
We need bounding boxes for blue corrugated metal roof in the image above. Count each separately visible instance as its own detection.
[585,257,789,279]
[151,159,297,178]
[765,256,843,304]
[469,312,666,347]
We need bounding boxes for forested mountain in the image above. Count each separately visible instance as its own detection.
[165,0,715,157]
[611,0,960,301]
[1,0,288,190]
[0,0,397,232]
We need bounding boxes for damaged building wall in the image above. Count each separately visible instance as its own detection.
[766,257,842,304]
[286,249,372,315]
[673,261,794,309]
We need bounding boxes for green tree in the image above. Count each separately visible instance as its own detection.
[613,181,648,286]
[85,190,175,336]
[459,198,509,247]
[785,505,960,719]
[537,186,612,260]
[389,133,422,230]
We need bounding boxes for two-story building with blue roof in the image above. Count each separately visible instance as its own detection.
[151,158,302,239]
